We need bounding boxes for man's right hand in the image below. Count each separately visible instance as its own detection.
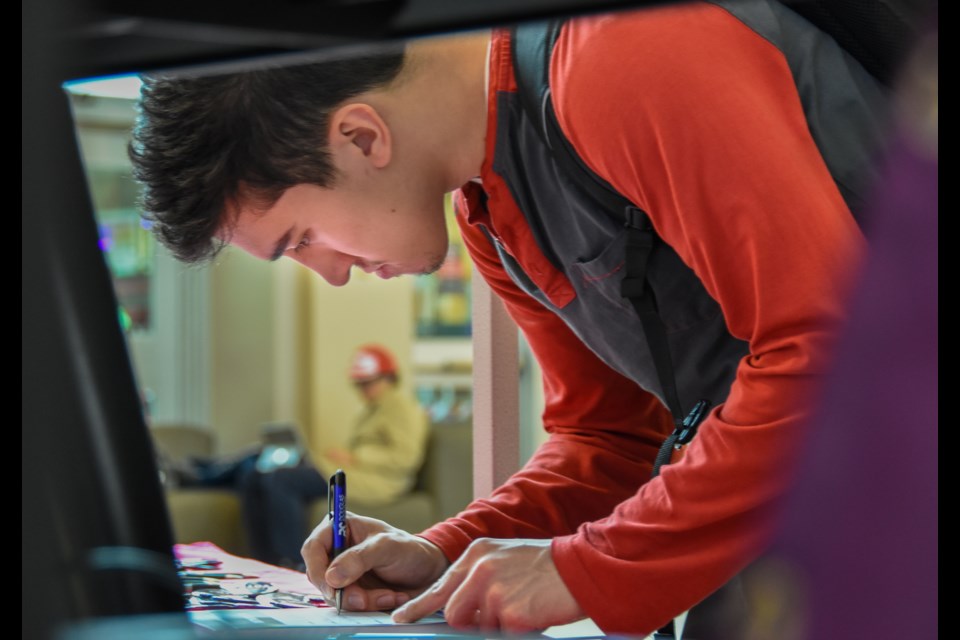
[302,513,450,611]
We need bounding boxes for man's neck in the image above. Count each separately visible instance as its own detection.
[374,31,491,191]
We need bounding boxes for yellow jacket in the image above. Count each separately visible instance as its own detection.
[318,386,428,505]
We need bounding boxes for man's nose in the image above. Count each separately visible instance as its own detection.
[290,247,352,287]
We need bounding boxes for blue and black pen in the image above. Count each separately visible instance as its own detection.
[328,469,348,614]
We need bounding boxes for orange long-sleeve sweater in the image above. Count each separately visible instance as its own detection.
[421,4,865,634]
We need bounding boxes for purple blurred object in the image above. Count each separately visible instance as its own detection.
[776,33,938,639]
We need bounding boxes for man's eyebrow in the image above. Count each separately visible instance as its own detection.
[269,229,293,262]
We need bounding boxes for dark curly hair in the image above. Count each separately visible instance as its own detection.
[129,51,406,263]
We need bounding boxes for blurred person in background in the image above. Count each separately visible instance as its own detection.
[241,344,429,567]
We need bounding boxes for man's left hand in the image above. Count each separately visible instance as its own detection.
[391,538,584,633]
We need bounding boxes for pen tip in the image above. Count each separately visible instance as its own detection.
[336,589,342,614]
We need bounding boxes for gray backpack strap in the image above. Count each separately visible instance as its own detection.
[511,23,710,478]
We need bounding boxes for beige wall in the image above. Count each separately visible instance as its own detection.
[307,272,416,453]
[210,248,277,453]
[270,259,314,436]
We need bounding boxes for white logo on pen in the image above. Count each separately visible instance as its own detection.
[336,493,347,538]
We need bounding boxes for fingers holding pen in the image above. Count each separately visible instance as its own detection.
[303,513,381,605]
[324,537,409,611]
[304,513,449,612]
[302,510,376,601]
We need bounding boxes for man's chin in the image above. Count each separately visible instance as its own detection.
[420,254,447,277]
[381,252,448,280]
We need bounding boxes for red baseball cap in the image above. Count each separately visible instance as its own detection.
[349,344,399,382]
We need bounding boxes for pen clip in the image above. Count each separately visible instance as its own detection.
[327,475,335,521]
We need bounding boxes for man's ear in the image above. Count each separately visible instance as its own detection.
[328,103,392,169]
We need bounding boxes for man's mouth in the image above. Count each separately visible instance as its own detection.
[357,261,395,279]
[374,265,396,279]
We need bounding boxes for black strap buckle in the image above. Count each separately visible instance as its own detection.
[674,399,711,448]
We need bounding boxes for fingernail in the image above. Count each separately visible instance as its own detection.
[347,594,364,610]
[396,593,410,606]
[392,608,407,623]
